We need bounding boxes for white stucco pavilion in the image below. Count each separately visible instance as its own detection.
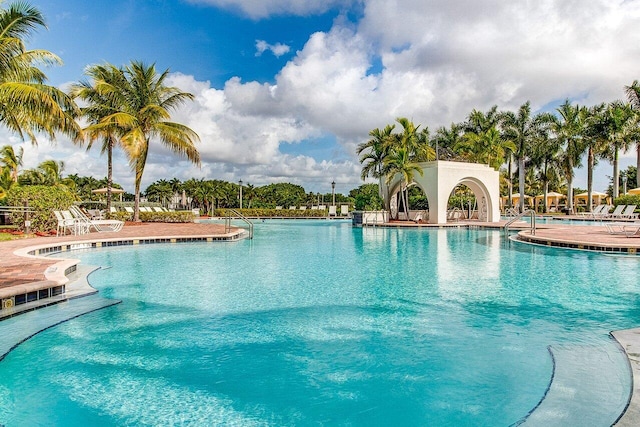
[382,161,500,224]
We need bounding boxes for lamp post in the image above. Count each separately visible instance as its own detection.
[623,175,628,195]
[239,179,243,209]
[331,180,336,207]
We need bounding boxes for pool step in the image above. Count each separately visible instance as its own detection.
[0,294,120,361]
[519,340,630,426]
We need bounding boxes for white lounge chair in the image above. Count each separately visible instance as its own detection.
[580,204,608,218]
[328,206,337,216]
[153,207,164,212]
[605,205,626,219]
[70,206,124,233]
[275,206,283,210]
[299,206,307,211]
[605,223,628,235]
[289,206,296,210]
[340,205,349,216]
[61,210,90,235]
[124,206,134,213]
[620,205,637,219]
[319,205,326,211]
[53,210,77,236]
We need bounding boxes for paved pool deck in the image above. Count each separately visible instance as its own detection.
[1,219,640,424]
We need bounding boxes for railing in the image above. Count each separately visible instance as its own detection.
[504,209,536,237]
[225,209,254,239]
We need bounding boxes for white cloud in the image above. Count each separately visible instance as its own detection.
[187,0,353,19]
[255,40,290,57]
[14,0,640,194]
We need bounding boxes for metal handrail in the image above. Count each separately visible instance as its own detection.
[225,209,254,239]
[504,209,536,236]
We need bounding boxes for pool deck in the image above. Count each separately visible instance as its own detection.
[1,219,640,423]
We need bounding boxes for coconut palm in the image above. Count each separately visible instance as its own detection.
[358,124,395,209]
[383,146,423,220]
[455,126,514,170]
[600,101,637,198]
[582,103,610,211]
[530,124,563,213]
[431,123,463,161]
[70,63,130,214]
[624,80,640,188]
[0,2,80,143]
[0,144,22,181]
[550,100,586,214]
[87,61,200,221]
[501,102,552,212]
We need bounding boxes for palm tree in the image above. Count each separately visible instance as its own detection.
[600,101,637,198]
[501,102,551,212]
[455,126,514,170]
[383,146,423,220]
[550,100,586,214]
[87,61,200,221]
[624,80,640,188]
[358,124,395,209]
[530,124,563,213]
[431,123,463,161]
[582,103,609,211]
[70,63,129,214]
[0,2,80,143]
[0,144,22,181]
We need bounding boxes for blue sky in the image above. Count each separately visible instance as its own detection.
[12,0,640,194]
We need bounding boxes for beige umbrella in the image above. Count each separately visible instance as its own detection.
[574,191,607,205]
[92,187,124,202]
[534,191,566,210]
[627,187,640,195]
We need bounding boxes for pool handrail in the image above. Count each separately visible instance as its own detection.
[504,209,536,236]
[225,209,254,239]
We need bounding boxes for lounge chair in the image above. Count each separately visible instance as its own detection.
[328,206,337,216]
[311,206,318,210]
[69,206,124,233]
[153,207,164,212]
[605,223,627,235]
[340,205,349,216]
[624,224,640,237]
[275,206,283,210]
[620,205,637,219]
[299,206,307,211]
[605,205,626,219]
[319,205,326,211]
[53,210,77,236]
[580,204,607,218]
[110,207,118,214]
[289,206,296,210]
[124,206,134,213]
[61,210,90,235]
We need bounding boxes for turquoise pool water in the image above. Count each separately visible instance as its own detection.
[0,221,639,425]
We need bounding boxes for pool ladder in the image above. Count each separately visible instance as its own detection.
[225,209,254,239]
[504,209,536,237]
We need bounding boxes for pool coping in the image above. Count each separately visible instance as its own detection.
[0,225,247,319]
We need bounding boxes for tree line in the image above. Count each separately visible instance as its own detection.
[359,96,640,214]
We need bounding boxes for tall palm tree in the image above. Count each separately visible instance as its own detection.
[582,103,609,211]
[600,101,637,198]
[550,100,586,214]
[625,80,640,188]
[357,124,395,209]
[431,123,463,161]
[530,123,563,213]
[0,2,80,143]
[70,63,128,214]
[0,144,22,181]
[383,146,423,220]
[88,61,200,221]
[501,102,551,212]
[455,126,514,170]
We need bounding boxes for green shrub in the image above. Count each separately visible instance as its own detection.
[613,195,640,207]
[139,211,195,223]
[214,208,328,218]
[5,185,77,232]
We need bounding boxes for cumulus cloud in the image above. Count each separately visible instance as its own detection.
[255,40,291,57]
[187,0,354,19]
[16,0,640,193]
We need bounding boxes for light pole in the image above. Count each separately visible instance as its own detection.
[623,175,628,195]
[331,180,336,207]
[239,179,243,209]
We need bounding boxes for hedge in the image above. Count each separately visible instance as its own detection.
[5,185,77,232]
[214,208,329,218]
[613,195,640,208]
[111,210,195,223]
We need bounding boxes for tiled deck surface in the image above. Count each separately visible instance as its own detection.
[0,222,237,288]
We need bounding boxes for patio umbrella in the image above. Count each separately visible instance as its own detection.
[92,187,124,202]
[574,191,607,205]
[534,191,565,210]
[627,187,640,195]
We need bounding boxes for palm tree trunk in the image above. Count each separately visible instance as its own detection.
[613,149,619,198]
[106,138,113,215]
[637,144,640,188]
[587,147,594,213]
[518,157,525,212]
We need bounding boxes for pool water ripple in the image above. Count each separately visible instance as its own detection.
[0,221,638,425]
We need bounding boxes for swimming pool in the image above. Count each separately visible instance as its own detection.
[0,221,638,425]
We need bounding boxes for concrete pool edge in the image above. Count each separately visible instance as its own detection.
[611,329,640,425]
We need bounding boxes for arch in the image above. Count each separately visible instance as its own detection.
[382,161,500,224]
